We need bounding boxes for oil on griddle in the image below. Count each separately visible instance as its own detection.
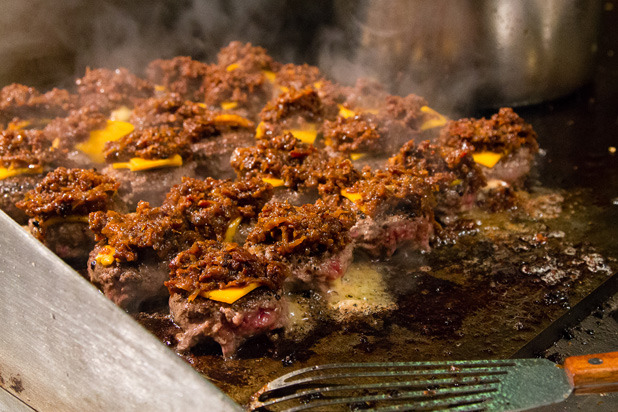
[0,41,615,408]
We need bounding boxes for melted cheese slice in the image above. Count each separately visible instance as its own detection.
[0,165,43,180]
[224,216,242,243]
[255,122,266,139]
[76,120,134,163]
[420,106,448,130]
[226,63,240,72]
[95,245,116,267]
[39,215,89,228]
[350,152,367,161]
[192,283,261,304]
[112,154,183,172]
[213,114,254,128]
[472,151,504,168]
[287,124,318,144]
[262,177,285,187]
[341,188,363,203]
[338,104,356,119]
[262,70,276,83]
[220,101,238,110]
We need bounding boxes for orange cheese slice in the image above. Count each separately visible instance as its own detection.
[341,188,363,203]
[192,283,261,304]
[350,152,367,161]
[112,154,183,172]
[76,120,134,163]
[213,114,254,128]
[226,63,240,72]
[262,70,276,83]
[220,101,238,111]
[0,165,43,180]
[420,106,448,130]
[39,215,89,228]
[338,104,356,119]
[287,124,318,144]
[224,216,243,243]
[262,177,285,187]
[472,151,504,168]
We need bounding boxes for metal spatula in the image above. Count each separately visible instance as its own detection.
[249,351,618,411]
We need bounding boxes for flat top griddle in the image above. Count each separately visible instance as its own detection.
[133,10,618,407]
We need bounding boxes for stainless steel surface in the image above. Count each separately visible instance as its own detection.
[0,211,242,412]
[330,0,602,111]
[0,388,36,412]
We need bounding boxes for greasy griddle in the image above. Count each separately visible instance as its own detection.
[130,53,618,405]
[136,179,617,405]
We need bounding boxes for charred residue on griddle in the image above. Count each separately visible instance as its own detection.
[9,375,24,393]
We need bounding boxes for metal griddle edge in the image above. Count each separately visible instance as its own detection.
[0,211,242,411]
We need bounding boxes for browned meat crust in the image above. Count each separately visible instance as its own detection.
[246,200,355,259]
[215,41,279,73]
[260,87,326,124]
[380,94,428,131]
[0,84,76,126]
[339,168,435,219]
[0,129,55,169]
[388,140,486,212]
[231,133,328,190]
[0,175,42,224]
[104,126,190,162]
[146,56,210,101]
[162,177,273,241]
[322,113,383,154]
[166,240,287,296]
[129,94,205,129]
[76,67,154,113]
[439,107,538,154]
[16,167,119,219]
[202,43,279,114]
[89,201,198,262]
[43,107,108,148]
[169,288,286,357]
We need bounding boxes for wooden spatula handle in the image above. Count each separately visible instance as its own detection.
[563,351,618,394]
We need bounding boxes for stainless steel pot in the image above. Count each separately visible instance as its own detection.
[328,0,602,111]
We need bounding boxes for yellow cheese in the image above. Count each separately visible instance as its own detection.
[7,120,31,131]
[39,215,89,228]
[338,104,356,119]
[226,63,240,72]
[472,151,504,168]
[313,81,323,90]
[255,122,266,139]
[220,101,238,110]
[110,106,132,122]
[341,188,363,203]
[154,85,166,92]
[262,70,276,83]
[0,165,43,180]
[287,124,318,144]
[76,120,134,163]
[350,152,367,161]
[95,245,116,267]
[199,283,261,304]
[420,105,448,130]
[224,216,242,243]
[262,177,285,187]
[112,154,183,172]
[213,114,254,128]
